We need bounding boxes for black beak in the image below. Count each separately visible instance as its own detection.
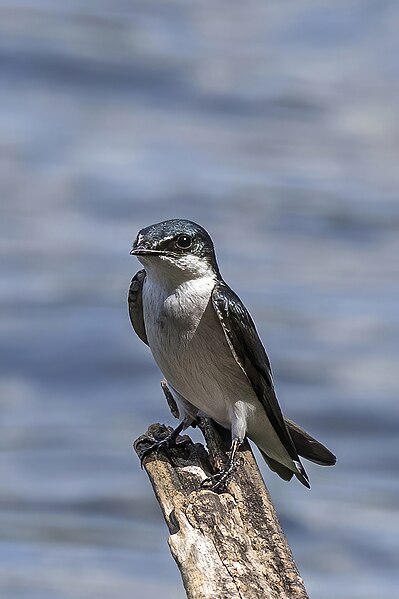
[130,247,166,256]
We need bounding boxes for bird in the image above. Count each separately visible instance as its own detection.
[128,219,336,490]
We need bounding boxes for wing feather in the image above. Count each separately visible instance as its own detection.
[212,281,300,463]
[128,270,148,346]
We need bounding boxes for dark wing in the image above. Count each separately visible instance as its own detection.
[128,270,148,346]
[212,281,302,465]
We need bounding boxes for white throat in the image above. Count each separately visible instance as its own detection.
[138,253,216,293]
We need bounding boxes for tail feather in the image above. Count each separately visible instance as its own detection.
[260,451,310,488]
[259,419,335,487]
[285,418,336,466]
[260,451,294,482]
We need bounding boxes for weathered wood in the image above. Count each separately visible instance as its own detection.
[133,385,309,599]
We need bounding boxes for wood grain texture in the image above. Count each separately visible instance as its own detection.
[133,383,309,599]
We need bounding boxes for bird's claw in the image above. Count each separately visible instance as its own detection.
[201,469,232,493]
[138,434,190,468]
[201,451,240,492]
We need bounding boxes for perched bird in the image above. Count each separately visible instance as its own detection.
[129,219,335,489]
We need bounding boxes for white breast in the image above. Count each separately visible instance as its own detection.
[142,272,252,427]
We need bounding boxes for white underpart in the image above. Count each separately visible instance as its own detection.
[139,253,296,471]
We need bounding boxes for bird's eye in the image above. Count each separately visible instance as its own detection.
[175,234,192,249]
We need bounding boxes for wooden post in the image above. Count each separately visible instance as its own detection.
[133,382,309,599]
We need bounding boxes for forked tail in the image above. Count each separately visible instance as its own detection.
[260,418,336,487]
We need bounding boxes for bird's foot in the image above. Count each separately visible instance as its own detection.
[200,437,242,492]
[201,461,237,493]
[138,430,189,468]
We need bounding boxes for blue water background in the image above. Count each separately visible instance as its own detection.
[1,2,399,598]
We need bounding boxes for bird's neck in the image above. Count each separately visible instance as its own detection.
[140,257,217,295]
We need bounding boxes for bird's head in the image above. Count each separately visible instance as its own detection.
[130,219,220,282]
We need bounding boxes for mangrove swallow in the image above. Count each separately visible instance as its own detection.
[129,219,336,489]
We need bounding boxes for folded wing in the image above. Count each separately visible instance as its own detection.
[128,269,148,346]
[212,281,310,487]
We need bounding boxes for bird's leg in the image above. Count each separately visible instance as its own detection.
[138,420,191,467]
[201,437,242,492]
